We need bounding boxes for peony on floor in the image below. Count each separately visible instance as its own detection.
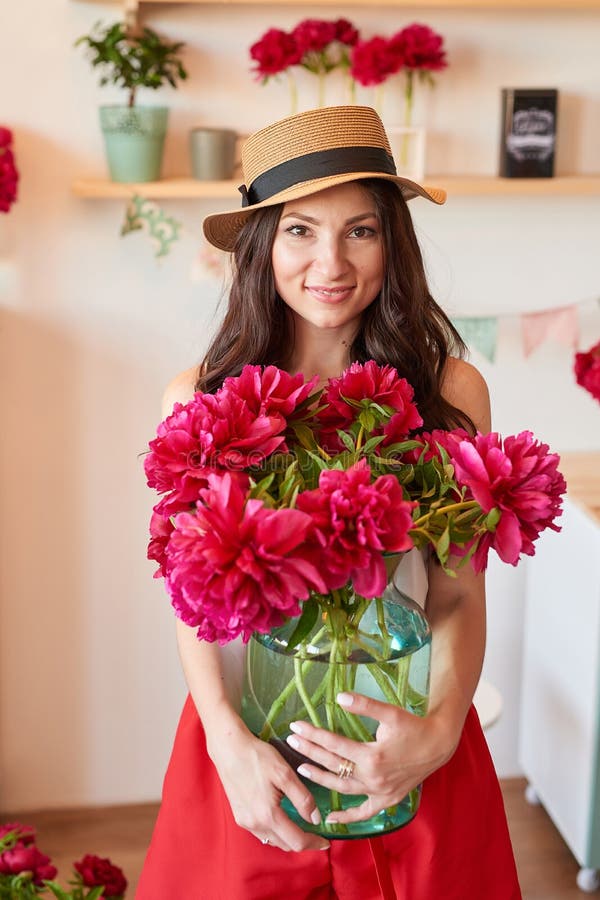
[0,780,587,899]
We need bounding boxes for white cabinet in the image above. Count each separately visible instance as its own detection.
[520,453,600,891]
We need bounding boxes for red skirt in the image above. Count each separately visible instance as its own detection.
[136,697,521,900]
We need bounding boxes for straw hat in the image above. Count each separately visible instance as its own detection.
[203,105,446,252]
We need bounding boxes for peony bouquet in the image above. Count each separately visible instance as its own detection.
[0,823,127,899]
[145,361,565,833]
[250,18,359,110]
[351,23,447,125]
[146,361,565,641]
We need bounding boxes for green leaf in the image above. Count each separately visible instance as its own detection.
[357,409,376,432]
[436,526,450,564]
[285,599,319,651]
[44,885,71,900]
[362,434,386,453]
[291,422,317,451]
[337,430,356,453]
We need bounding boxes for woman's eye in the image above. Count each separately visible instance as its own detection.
[349,225,376,239]
[286,224,308,236]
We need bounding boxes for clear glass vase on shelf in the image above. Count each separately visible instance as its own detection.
[241,555,431,839]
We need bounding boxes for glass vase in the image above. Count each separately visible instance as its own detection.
[241,574,431,839]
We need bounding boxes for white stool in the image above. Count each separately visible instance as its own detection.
[473,679,503,730]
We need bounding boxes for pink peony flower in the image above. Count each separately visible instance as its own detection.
[144,389,286,512]
[0,823,35,845]
[0,128,13,149]
[74,854,128,898]
[574,340,600,403]
[296,460,416,596]
[402,428,473,465]
[0,133,19,214]
[317,360,423,452]
[292,19,338,55]
[334,18,359,47]
[388,23,448,72]
[164,472,328,643]
[350,37,403,87]
[147,510,175,578]
[0,842,57,885]
[220,365,318,418]
[250,28,301,78]
[452,431,566,572]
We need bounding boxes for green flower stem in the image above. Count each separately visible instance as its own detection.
[294,657,323,728]
[257,625,330,739]
[355,425,365,451]
[258,660,312,740]
[318,70,325,107]
[375,596,392,657]
[404,70,414,127]
[337,697,374,742]
[399,69,415,167]
[412,500,479,528]
[287,70,298,115]
[326,638,342,813]
[396,655,410,705]
[366,661,402,706]
[347,75,356,104]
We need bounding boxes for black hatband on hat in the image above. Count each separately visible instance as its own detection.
[238,146,397,208]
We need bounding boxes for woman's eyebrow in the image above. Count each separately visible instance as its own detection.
[280,211,378,225]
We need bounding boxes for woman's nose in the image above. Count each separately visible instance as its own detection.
[312,236,348,279]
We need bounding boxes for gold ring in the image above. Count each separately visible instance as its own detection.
[337,758,355,779]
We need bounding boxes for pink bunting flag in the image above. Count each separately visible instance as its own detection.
[521,305,579,357]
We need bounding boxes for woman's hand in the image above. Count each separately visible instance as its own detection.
[285,691,457,826]
[207,720,330,852]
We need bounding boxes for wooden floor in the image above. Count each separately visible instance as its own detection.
[2,778,592,898]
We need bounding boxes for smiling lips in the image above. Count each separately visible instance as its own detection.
[306,285,356,303]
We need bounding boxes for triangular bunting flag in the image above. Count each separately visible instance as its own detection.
[521,305,579,357]
[452,317,499,363]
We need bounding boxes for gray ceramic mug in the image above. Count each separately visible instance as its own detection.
[189,127,237,180]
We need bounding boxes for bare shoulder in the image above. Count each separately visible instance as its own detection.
[441,357,491,433]
[162,366,200,418]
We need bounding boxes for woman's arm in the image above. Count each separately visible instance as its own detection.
[160,369,329,852]
[283,359,492,824]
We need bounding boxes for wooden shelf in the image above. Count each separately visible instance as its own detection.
[74,0,600,7]
[71,175,600,200]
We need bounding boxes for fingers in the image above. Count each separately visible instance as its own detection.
[286,730,353,778]
[223,739,329,853]
[296,759,362,795]
[289,718,365,763]
[336,691,409,726]
[269,806,329,853]
[325,796,385,825]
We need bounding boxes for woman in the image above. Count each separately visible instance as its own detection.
[137,106,521,899]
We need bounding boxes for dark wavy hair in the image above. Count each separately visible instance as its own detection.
[196,178,473,433]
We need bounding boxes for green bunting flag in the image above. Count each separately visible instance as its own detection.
[452,317,499,363]
[120,195,182,259]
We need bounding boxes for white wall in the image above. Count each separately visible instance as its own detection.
[1,0,599,810]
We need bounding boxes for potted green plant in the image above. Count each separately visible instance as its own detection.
[75,21,188,183]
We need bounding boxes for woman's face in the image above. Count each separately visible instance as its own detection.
[271,181,384,334]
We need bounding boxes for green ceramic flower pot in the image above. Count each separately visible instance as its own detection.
[99,105,168,183]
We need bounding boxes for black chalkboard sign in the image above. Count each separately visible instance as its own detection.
[499,88,558,178]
